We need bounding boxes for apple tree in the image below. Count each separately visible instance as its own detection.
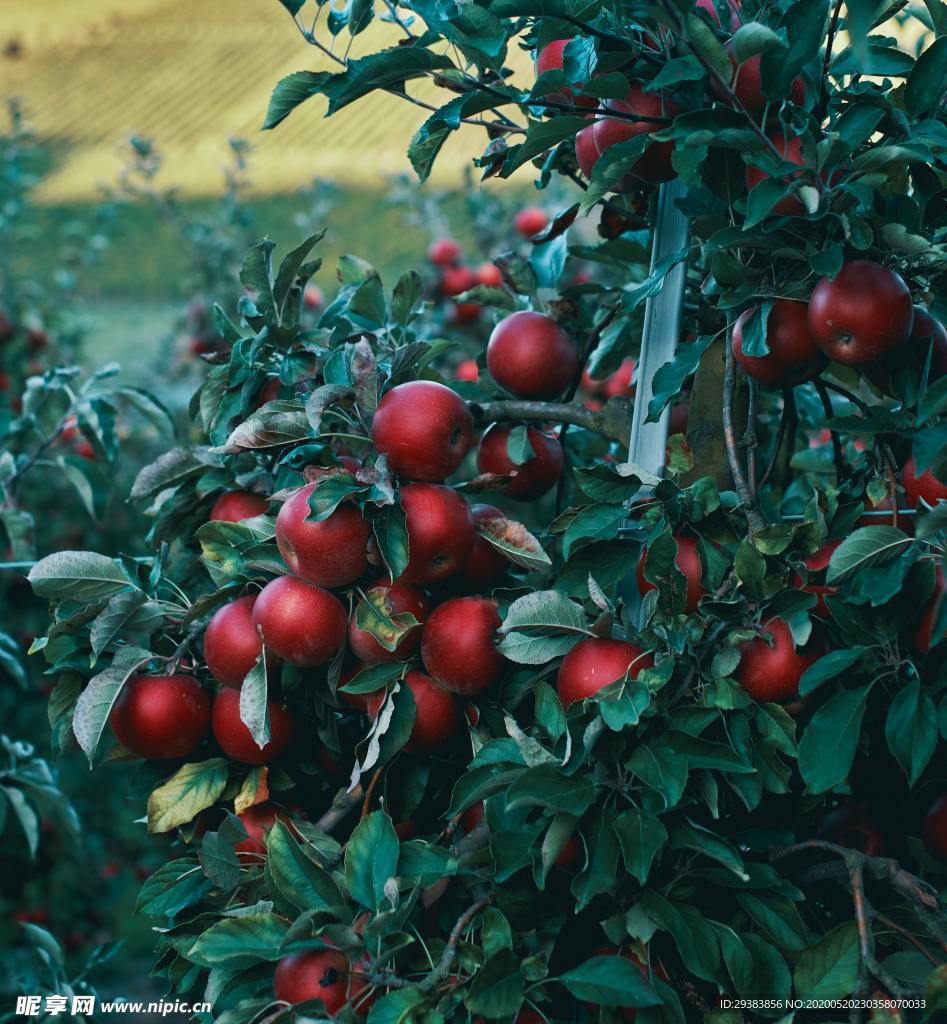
[25,0,947,1020]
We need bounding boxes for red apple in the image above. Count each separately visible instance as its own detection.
[398,483,476,584]
[535,38,596,107]
[793,540,841,618]
[865,307,947,394]
[514,207,549,239]
[372,381,473,482]
[428,238,461,266]
[209,491,268,523]
[368,670,460,752]
[817,804,884,856]
[714,46,805,115]
[275,484,370,588]
[303,285,323,310]
[636,535,706,613]
[252,575,347,667]
[452,301,482,325]
[592,85,680,183]
[204,595,266,688]
[235,802,296,857]
[745,134,808,217]
[557,638,654,707]
[575,123,600,178]
[457,504,509,590]
[476,423,564,500]
[902,457,947,508]
[110,674,210,760]
[454,358,479,382]
[421,597,504,695]
[808,261,914,366]
[441,265,478,298]
[274,948,370,1013]
[487,311,579,400]
[212,687,293,765]
[476,263,504,287]
[349,578,430,663]
[735,618,818,702]
[731,300,827,387]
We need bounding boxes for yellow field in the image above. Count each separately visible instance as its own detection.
[0,0,521,200]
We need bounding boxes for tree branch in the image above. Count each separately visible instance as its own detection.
[317,784,364,833]
[419,895,493,992]
[723,334,766,533]
[468,398,630,446]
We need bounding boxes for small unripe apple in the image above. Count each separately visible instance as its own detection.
[349,578,431,663]
[514,207,549,239]
[273,948,369,1013]
[592,85,680,183]
[372,381,473,482]
[902,457,947,508]
[476,422,564,500]
[457,504,509,590]
[368,670,460,752]
[557,638,654,707]
[204,595,266,688]
[487,311,579,399]
[735,618,818,702]
[252,575,347,667]
[636,535,706,613]
[923,794,947,860]
[441,265,478,297]
[808,261,914,366]
[209,491,268,523]
[428,238,461,266]
[212,687,293,765]
[399,483,476,584]
[421,597,504,695]
[275,484,370,588]
[110,674,210,759]
[732,300,827,387]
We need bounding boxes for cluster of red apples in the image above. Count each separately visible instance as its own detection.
[427,209,548,325]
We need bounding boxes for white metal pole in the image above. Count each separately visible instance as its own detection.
[627,178,690,477]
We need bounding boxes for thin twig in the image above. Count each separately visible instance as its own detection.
[419,895,493,992]
[360,767,384,821]
[317,784,364,833]
[814,381,846,483]
[758,390,792,490]
[723,331,766,533]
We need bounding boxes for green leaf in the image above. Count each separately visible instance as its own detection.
[628,743,689,808]
[373,503,410,581]
[559,955,661,1008]
[885,678,937,786]
[465,949,524,1017]
[504,115,587,176]
[622,247,691,313]
[794,923,859,999]
[505,764,597,816]
[345,810,400,909]
[137,858,212,917]
[366,988,425,1024]
[264,70,331,130]
[798,647,870,697]
[476,514,551,573]
[200,832,241,891]
[498,590,588,664]
[685,11,731,80]
[89,592,163,662]
[239,655,270,750]
[826,526,913,584]
[273,230,326,314]
[129,446,203,503]
[187,913,289,966]
[212,399,310,454]
[73,656,153,764]
[798,687,871,794]
[647,335,714,423]
[613,806,667,886]
[320,47,453,115]
[147,760,230,834]
[266,821,345,912]
[905,35,947,117]
[28,551,133,603]
[239,239,276,318]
